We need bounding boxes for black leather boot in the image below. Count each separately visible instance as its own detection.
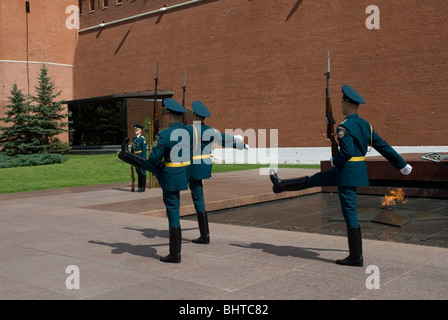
[160,227,181,263]
[118,138,147,170]
[336,227,363,267]
[269,169,308,193]
[192,212,210,244]
[141,175,146,192]
[137,174,143,192]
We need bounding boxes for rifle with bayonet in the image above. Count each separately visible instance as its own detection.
[182,68,187,124]
[325,51,339,158]
[153,58,160,140]
[147,59,160,189]
[130,166,135,192]
[130,139,136,192]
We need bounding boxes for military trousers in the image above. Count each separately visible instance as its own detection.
[306,168,360,228]
[162,189,181,228]
[134,166,146,177]
[189,178,205,213]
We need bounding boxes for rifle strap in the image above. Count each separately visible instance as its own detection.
[367,123,373,153]
[193,125,199,154]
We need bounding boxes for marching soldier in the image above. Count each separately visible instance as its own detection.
[270,84,412,267]
[189,100,248,244]
[131,123,147,192]
[119,98,192,263]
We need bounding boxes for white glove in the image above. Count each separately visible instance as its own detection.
[330,157,335,167]
[234,135,244,144]
[400,164,412,175]
[235,143,249,151]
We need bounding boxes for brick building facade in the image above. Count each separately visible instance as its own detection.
[1,0,447,152]
[74,0,447,148]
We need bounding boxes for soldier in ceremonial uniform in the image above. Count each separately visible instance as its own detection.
[189,100,248,244]
[119,98,192,263]
[270,84,413,267]
[131,123,147,192]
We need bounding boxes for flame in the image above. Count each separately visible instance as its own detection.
[381,188,408,208]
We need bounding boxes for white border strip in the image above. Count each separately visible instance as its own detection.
[212,146,448,165]
[0,60,74,68]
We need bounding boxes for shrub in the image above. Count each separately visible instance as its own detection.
[49,140,71,154]
[0,153,67,168]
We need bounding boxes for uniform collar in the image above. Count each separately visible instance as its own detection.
[169,122,184,128]
[345,113,359,120]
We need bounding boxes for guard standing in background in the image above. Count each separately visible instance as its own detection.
[119,98,192,263]
[269,84,412,267]
[132,123,147,192]
[189,100,248,244]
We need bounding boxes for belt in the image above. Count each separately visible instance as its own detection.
[349,156,366,162]
[134,150,142,154]
[192,154,211,160]
[165,161,191,167]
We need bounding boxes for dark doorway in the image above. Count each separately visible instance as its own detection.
[68,100,126,146]
[65,91,173,147]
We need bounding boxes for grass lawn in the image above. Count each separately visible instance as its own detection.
[0,154,319,194]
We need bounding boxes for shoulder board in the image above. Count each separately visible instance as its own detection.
[157,128,170,138]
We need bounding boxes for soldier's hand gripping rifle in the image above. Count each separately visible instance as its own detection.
[325,52,339,157]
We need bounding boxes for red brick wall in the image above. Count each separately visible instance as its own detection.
[0,0,78,143]
[75,0,448,147]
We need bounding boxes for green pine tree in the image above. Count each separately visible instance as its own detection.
[31,64,72,153]
[0,83,35,155]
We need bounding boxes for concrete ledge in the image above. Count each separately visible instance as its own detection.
[74,168,320,218]
[177,187,321,217]
[321,153,448,198]
[322,186,448,199]
[138,170,321,217]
